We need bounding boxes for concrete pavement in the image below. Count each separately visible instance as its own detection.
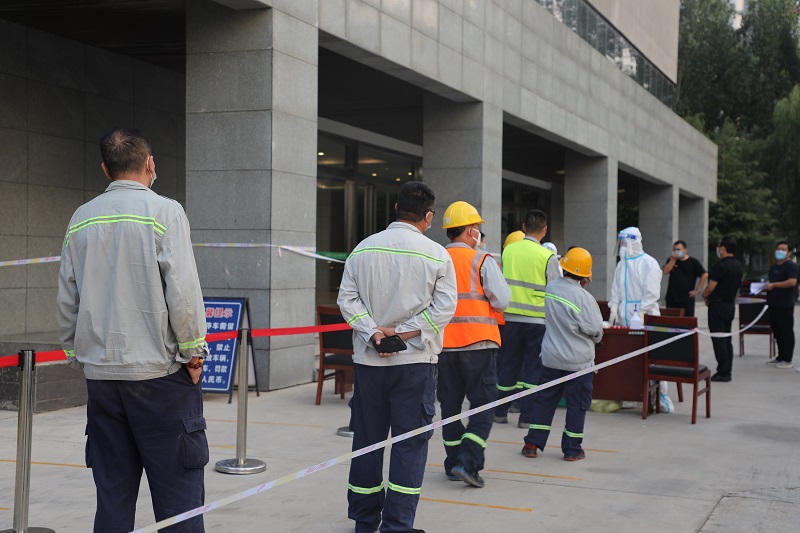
[1,306,799,532]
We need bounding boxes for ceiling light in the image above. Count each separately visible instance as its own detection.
[408,172,413,176]
[371,173,377,177]
[318,151,325,156]
[395,178,402,182]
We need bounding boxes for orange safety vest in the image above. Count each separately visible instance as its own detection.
[443,247,502,349]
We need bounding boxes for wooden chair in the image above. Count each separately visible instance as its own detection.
[659,307,685,317]
[643,315,710,424]
[738,298,774,359]
[315,305,354,405]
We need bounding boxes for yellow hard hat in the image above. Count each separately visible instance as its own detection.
[560,247,592,278]
[442,201,485,229]
[503,230,525,249]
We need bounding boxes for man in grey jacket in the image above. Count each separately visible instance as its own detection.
[338,181,457,533]
[520,247,603,462]
[57,128,209,532]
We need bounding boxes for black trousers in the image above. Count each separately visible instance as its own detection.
[769,306,796,362]
[666,297,696,318]
[495,322,545,421]
[86,368,208,533]
[437,348,497,474]
[708,301,735,377]
[348,363,436,533]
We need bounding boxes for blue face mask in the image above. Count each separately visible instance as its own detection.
[775,250,788,261]
[674,250,684,259]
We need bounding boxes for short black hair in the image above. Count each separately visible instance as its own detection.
[446,226,467,240]
[100,128,151,179]
[673,240,687,248]
[564,271,583,282]
[776,240,792,251]
[719,236,737,255]
[396,181,435,223]
[523,209,548,234]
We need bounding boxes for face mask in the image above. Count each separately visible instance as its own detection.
[618,242,627,258]
[150,172,157,188]
[481,243,487,251]
[716,248,721,259]
[674,250,684,259]
[470,229,481,249]
[776,250,788,261]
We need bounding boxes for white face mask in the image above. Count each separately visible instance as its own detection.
[470,228,481,249]
[150,172,157,188]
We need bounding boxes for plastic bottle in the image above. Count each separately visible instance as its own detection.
[629,304,643,330]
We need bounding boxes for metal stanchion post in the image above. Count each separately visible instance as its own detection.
[215,329,267,475]
[0,350,55,533]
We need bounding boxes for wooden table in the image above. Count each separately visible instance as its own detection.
[593,327,647,402]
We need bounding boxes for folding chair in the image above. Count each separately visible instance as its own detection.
[738,298,774,359]
[315,305,354,405]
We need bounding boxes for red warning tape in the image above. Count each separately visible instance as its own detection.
[0,323,352,369]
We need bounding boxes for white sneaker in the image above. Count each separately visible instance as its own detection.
[775,362,795,369]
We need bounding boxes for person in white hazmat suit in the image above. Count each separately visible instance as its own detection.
[607,227,673,413]
[608,227,662,327]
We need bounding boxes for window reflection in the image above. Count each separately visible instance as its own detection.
[537,0,676,107]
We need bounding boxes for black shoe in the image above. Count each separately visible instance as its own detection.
[710,373,731,382]
[451,465,485,488]
[354,524,378,533]
[445,470,460,481]
[517,420,531,429]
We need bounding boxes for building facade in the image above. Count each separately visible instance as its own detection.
[0,0,716,390]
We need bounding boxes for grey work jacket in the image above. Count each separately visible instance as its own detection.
[540,277,604,371]
[337,221,457,366]
[57,180,208,380]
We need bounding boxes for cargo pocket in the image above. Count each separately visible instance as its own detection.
[480,374,499,404]
[180,416,209,469]
[420,401,435,441]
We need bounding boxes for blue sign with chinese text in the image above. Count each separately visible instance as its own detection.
[201,298,244,393]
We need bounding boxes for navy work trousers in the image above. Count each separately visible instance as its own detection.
[524,365,593,458]
[86,367,208,533]
[495,321,545,421]
[348,363,436,533]
[437,348,497,474]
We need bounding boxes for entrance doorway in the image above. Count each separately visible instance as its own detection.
[316,134,422,305]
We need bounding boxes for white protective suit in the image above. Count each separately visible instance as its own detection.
[609,227,662,326]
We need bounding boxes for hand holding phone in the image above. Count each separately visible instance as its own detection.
[372,334,407,354]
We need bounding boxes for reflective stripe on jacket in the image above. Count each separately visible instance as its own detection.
[443,247,502,349]
[503,238,553,318]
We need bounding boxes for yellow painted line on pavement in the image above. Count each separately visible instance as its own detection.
[420,497,531,513]
[0,459,83,468]
[206,418,323,428]
[209,444,235,449]
[427,464,581,481]
[0,507,10,511]
[487,440,619,453]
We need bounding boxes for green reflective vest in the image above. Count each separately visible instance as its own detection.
[502,238,553,318]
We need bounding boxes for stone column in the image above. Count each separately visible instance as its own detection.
[680,196,709,270]
[422,94,503,249]
[563,153,617,300]
[186,0,318,390]
[639,183,678,301]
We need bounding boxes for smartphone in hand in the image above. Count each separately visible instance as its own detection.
[372,335,407,353]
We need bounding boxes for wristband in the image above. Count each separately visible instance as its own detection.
[186,357,204,370]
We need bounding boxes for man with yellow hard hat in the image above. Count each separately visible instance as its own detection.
[521,247,603,462]
[439,201,510,488]
[494,210,561,428]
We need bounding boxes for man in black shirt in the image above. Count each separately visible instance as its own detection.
[663,240,708,317]
[765,241,798,369]
[702,236,744,382]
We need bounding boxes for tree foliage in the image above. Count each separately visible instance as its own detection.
[677,0,800,259]
[709,120,777,255]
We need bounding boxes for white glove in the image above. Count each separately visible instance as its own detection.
[637,310,645,323]
[609,305,618,326]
